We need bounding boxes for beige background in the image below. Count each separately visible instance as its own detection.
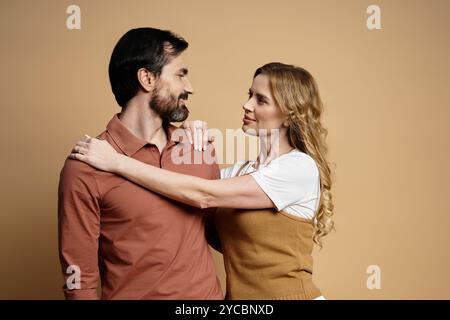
[1,0,449,299]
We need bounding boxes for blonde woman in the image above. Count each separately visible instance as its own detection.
[70,62,334,300]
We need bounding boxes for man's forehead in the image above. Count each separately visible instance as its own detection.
[165,55,188,72]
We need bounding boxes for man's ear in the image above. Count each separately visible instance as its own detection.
[137,68,156,92]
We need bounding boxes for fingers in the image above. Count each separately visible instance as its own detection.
[69,134,94,161]
[181,121,214,151]
[182,121,194,145]
[82,134,92,143]
[185,127,193,145]
[192,122,197,150]
[77,134,98,149]
[69,152,86,161]
[196,121,203,151]
[193,120,200,151]
[76,141,89,148]
[72,145,88,155]
[202,121,208,151]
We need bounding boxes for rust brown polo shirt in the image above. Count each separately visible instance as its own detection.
[58,113,223,300]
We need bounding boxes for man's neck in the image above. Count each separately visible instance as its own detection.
[118,100,168,153]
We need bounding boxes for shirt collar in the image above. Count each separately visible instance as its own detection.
[106,113,181,157]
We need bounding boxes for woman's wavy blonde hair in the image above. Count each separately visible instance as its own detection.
[254,62,335,248]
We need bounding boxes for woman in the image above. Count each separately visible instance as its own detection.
[70,62,334,300]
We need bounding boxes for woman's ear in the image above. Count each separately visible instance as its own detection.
[137,68,156,92]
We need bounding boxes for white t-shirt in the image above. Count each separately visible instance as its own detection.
[220,149,321,220]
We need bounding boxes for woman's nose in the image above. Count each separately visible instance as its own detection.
[243,100,253,112]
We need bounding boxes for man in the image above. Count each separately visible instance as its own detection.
[58,27,223,299]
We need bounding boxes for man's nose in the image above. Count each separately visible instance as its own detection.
[184,77,194,94]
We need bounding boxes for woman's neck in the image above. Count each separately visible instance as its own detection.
[254,133,294,169]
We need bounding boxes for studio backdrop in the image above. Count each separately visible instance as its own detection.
[1,0,449,299]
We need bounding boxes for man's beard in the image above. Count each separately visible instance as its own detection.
[149,83,190,123]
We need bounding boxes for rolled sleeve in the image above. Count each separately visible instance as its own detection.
[58,158,101,300]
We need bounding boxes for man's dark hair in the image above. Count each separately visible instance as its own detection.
[109,27,188,108]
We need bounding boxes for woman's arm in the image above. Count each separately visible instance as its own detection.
[70,135,274,210]
[113,153,274,209]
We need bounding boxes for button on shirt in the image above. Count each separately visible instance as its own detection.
[58,114,223,299]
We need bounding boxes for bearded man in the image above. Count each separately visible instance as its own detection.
[57,27,223,300]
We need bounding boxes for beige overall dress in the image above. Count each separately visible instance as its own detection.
[214,161,322,300]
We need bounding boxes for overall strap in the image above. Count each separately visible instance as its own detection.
[235,160,251,177]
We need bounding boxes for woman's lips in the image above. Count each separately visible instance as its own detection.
[243,115,255,124]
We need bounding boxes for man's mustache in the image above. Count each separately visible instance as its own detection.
[179,92,189,100]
